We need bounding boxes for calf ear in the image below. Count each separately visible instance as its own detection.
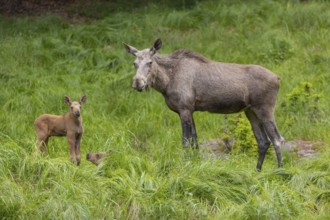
[64,96,72,105]
[123,43,138,56]
[80,95,87,105]
[150,38,162,55]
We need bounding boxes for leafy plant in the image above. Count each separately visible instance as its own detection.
[225,114,258,156]
[281,82,323,127]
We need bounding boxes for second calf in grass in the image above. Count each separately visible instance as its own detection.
[86,150,113,165]
[34,95,87,165]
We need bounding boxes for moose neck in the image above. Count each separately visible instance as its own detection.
[67,113,83,125]
[148,55,172,94]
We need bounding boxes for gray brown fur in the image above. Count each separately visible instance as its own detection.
[34,95,87,165]
[124,39,284,171]
[86,150,112,165]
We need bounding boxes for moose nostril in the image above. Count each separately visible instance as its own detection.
[132,80,145,91]
[86,153,90,160]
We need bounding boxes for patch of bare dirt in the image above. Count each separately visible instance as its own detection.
[200,138,323,158]
[282,139,323,158]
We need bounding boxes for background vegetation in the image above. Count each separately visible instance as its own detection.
[0,0,329,219]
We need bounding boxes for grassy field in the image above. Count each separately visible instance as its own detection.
[0,0,329,219]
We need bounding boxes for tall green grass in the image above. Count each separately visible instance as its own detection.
[0,0,329,219]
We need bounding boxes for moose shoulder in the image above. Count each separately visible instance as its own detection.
[124,39,283,171]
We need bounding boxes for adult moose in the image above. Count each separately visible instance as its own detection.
[124,39,283,171]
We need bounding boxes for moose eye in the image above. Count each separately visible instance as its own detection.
[147,61,153,66]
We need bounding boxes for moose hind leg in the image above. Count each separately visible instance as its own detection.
[245,111,271,171]
[262,120,283,168]
[253,107,283,169]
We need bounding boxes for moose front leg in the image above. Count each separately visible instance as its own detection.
[191,116,198,148]
[179,110,196,148]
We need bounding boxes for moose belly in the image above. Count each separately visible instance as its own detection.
[195,97,249,114]
[50,129,66,136]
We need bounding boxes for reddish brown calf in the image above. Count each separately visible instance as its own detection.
[34,95,87,165]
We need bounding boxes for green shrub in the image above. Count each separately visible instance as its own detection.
[226,114,258,156]
[281,82,323,127]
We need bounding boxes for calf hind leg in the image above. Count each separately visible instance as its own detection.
[245,111,271,171]
[36,132,49,156]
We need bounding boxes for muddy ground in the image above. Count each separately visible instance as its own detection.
[200,138,324,158]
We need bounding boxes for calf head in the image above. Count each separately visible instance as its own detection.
[86,150,113,165]
[64,95,87,117]
[124,38,162,91]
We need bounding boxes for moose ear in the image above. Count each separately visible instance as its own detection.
[123,43,138,56]
[150,38,162,55]
[80,95,87,105]
[64,96,72,105]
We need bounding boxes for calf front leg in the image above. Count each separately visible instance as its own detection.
[75,134,82,166]
[67,134,76,165]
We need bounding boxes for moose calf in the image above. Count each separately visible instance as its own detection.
[86,150,113,165]
[34,95,87,165]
